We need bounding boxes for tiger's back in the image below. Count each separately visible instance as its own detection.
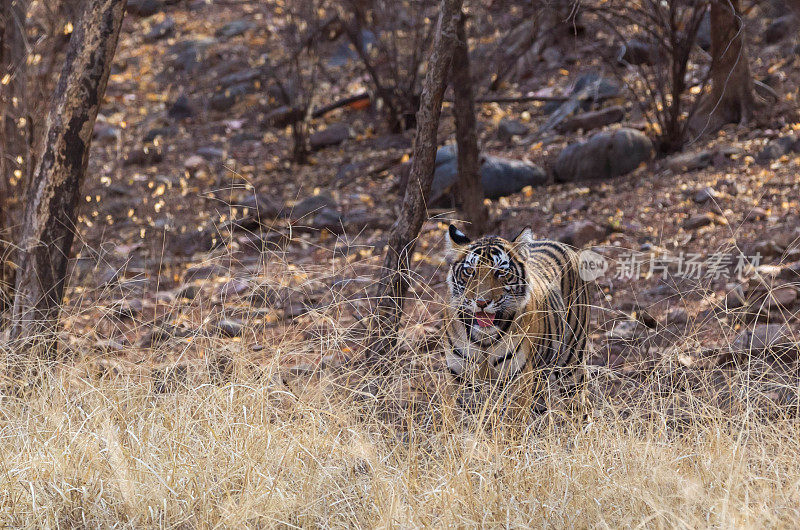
[443,225,591,413]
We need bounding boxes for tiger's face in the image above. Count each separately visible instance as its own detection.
[446,225,530,345]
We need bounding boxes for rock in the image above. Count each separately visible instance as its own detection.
[184,264,226,281]
[313,207,346,233]
[751,239,784,259]
[766,286,798,309]
[696,11,711,51]
[93,122,120,143]
[310,123,353,150]
[552,198,588,213]
[683,212,716,230]
[725,284,747,309]
[183,155,205,171]
[665,307,688,325]
[779,262,800,281]
[553,128,653,183]
[218,278,250,298]
[144,126,178,143]
[263,105,304,128]
[145,17,175,42]
[765,15,795,44]
[169,38,216,73]
[124,145,163,166]
[197,146,225,160]
[693,186,718,204]
[734,323,794,356]
[556,106,625,133]
[619,38,659,65]
[210,83,250,111]
[607,320,647,341]
[127,0,161,16]
[497,119,528,141]
[215,20,254,39]
[291,192,335,219]
[757,133,800,162]
[430,145,547,202]
[558,220,609,247]
[667,150,714,172]
[168,95,194,120]
[232,193,283,219]
[176,283,199,300]
[217,68,262,89]
[215,318,243,338]
[249,285,281,307]
[744,207,768,222]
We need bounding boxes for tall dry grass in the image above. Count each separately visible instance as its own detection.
[0,347,799,527]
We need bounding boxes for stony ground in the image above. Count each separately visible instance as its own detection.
[13,1,800,414]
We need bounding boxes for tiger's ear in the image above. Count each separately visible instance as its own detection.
[446,224,471,256]
[513,226,534,246]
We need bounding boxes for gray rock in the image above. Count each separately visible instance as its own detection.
[215,318,243,338]
[683,212,716,230]
[554,128,653,183]
[197,146,225,160]
[310,123,353,150]
[765,15,795,44]
[497,119,528,141]
[556,105,625,133]
[292,192,335,219]
[145,17,175,42]
[168,95,194,120]
[757,133,800,162]
[667,150,714,172]
[217,67,262,89]
[210,83,251,111]
[169,38,216,73]
[124,145,163,166]
[693,186,718,204]
[127,0,161,16]
[619,38,659,65]
[431,144,547,201]
[734,323,793,355]
[558,220,609,247]
[216,20,254,39]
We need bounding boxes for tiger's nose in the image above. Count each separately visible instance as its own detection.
[476,299,488,309]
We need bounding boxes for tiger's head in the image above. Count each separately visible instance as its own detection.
[445,224,533,344]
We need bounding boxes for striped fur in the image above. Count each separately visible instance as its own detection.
[444,225,591,413]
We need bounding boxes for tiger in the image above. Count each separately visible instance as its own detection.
[443,224,592,416]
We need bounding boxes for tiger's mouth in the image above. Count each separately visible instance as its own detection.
[474,311,496,328]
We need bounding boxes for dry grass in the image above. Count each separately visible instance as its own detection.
[0,344,799,528]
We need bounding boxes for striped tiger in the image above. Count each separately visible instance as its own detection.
[443,224,591,415]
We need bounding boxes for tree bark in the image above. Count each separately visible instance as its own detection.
[365,0,464,361]
[9,0,126,359]
[691,0,757,135]
[451,12,488,235]
[0,0,28,313]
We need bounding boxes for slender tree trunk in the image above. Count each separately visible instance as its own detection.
[451,12,488,235]
[365,0,464,361]
[9,0,126,359]
[691,0,757,134]
[0,0,28,314]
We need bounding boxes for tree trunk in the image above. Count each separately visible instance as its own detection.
[9,0,126,360]
[691,0,757,134]
[0,0,28,314]
[365,0,464,361]
[451,12,488,235]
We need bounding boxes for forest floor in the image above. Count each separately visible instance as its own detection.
[3,0,800,526]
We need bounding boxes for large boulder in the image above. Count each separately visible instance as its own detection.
[554,128,653,183]
[430,145,547,202]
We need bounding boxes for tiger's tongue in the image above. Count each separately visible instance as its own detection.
[475,311,495,328]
